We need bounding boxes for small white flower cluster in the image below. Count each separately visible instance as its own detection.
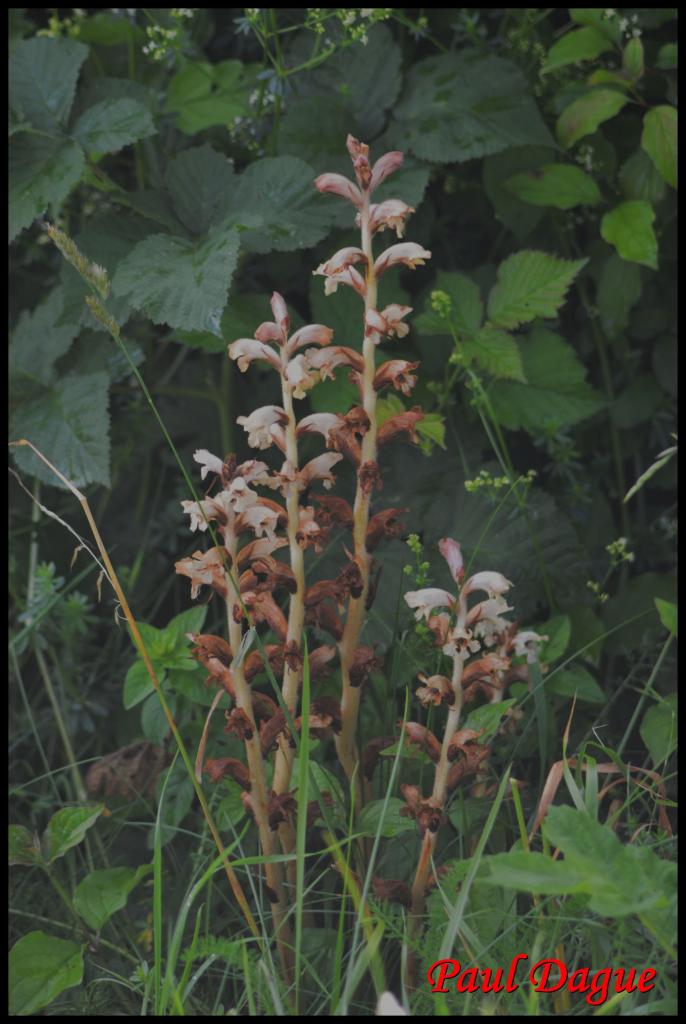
[142,23,179,59]
[576,143,595,173]
[605,9,641,38]
[171,8,195,18]
[606,536,635,565]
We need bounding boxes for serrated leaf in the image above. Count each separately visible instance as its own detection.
[9,36,88,131]
[487,251,587,329]
[390,52,554,163]
[10,371,111,489]
[230,156,332,254]
[596,253,642,339]
[9,287,79,394]
[165,60,258,134]
[9,135,85,242]
[655,598,677,636]
[463,326,525,381]
[9,825,42,867]
[9,931,84,1015]
[488,327,604,433]
[640,693,677,766]
[600,200,658,269]
[556,89,629,149]
[542,26,613,74]
[484,850,588,895]
[641,106,677,190]
[415,270,483,339]
[72,98,156,154]
[546,665,605,703]
[416,413,446,451]
[112,223,240,334]
[73,864,151,930]
[164,144,236,236]
[42,804,104,864]
[504,163,601,209]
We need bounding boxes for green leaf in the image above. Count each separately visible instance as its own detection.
[484,850,588,894]
[42,804,104,864]
[483,145,554,241]
[10,371,111,489]
[655,598,677,636]
[537,614,572,662]
[9,287,79,394]
[165,60,259,134]
[75,11,145,46]
[600,200,658,269]
[391,52,554,163]
[164,144,236,236]
[415,270,484,339]
[124,659,160,709]
[488,327,604,433]
[618,148,666,203]
[556,89,629,149]
[416,412,447,452]
[9,825,42,867]
[462,699,517,740]
[463,327,525,381]
[9,135,85,242]
[112,223,240,334]
[602,572,677,654]
[641,106,677,190]
[73,864,151,930]
[229,156,332,254]
[611,375,663,429]
[141,690,176,745]
[487,251,587,330]
[151,767,195,848]
[9,931,84,1015]
[546,665,605,703]
[640,693,677,766]
[71,98,156,154]
[9,36,88,131]
[357,798,415,839]
[622,37,644,80]
[504,163,601,209]
[542,27,613,74]
[655,43,677,70]
[165,607,207,649]
[569,9,621,44]
[596,253,642,339]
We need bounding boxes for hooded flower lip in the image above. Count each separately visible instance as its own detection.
[204,757,251,789]
[377,406,424,446]
[270,291,289,334]
[175,547,228,600]
[314,171,363,208]
[314,247,367,278]
[463,570,513,599]
[297,412,344,445]
[373,359,419,396]
[285,323,334,356]
[362,199,415,238]
[283,353,319,398]
[254,320,283,344]
[405,587,455,621]
[241,590,288,640]
[511,629,548,663]
[370,149,404,191]
[402,721,442,763]
[299,452,343,490]
[438,537,464,585]
[304,345,364,380]
[316,263,367,298]
[237,405,288,450]
[193,449,224,480]
[365,304,413,340]
[236,535,288,570]
[374,242,432,277]
[366,507,406,551]
[229,338,283,374]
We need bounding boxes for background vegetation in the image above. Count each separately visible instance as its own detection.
[9,7,676,1016]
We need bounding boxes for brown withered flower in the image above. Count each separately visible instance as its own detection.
[399,783,446,836]
[373,359,420,396]
[305,599,344,641]
[266,791,297,830]
[401,721,442,763]
[259,711,293,757]
[283,639,302,671]
[313,494,354,530]
[358,460,383,495]
[243,644,284,683]
[377,406,424,447]
[361,735,396,779]
[204,757,251,790]
[415,673,453,708]
[224,708,255,742]
[248,691,279,723]
[366,508,407,551]
[350,644,383,688]
[336,558,364,599]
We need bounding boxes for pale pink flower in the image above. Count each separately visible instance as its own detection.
[235,459,276,487]
[224,477,260,514]
[237,405,288,449]
[438,537,464,584]
[462,571,513,599]
[373,359,419,396]
[305,345,364,380]
[314,172,362,208]
[297,412,344,445]
[181,497,223,533]
[285,323,334,356]
[404,587,456,621]
[175,547,228,600]
[443,625,481,661]
[467,597,513,645]
[254,320,283,344]
[228,338,282,373]
[318,265,367,298]
[193,449,224,480]
[299,452,344,490]
[511,630,548,663]
[315,247,367,278]
[365,304,413,340]
[365,199,415,238]
[237,504,280,542]
[376,991,409,1016]
[370,150,404,191]
[297,505,326,551]
[270,291,289,333]
[284,354,319,398]
[374,242,431,277]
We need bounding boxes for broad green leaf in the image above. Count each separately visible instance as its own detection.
[73,864,152,930]
[488,327,604,433]
[483,145,553,241]
[542,27,613,74]
[596,253,642,338]
[546,665,605,703]
[600,200,658,269]
[462,699,517,740]
[556,89,629,149]
[112,223,240,334]
[309,369,359,414]
[71,98,156,154]
[214,786,247,830]
[164,144,236,236]
[391,52,554,163]
[42,804,104,864]
[170,669,228,707]
[641,106,677,189]
[9,288,79,394]
[487,251,587,330]
[9,135,85,242]
[463,327,525,382]
[655,598,677,636]
[416,413,446,451]
[165,60,259,134]
[618,148,666,203]
[622,37,644,79]
[357,798,415,839]
[75,11,145,46]
[483,851,588,894]
[504,163,601,209]
[9,36,88,130]
[152,767,195,848]
[537,614,571,662]
[569,9,621,44]
[415,271,484,339]
[10,371,111,489]
[124,659,161,709]
[611,375,663,429]
[655,43,677,70]
[229,156,332,254]
[9,931,84,1015]
[165,607,208,648]
[640,693,677,766]
[9,825,42,867]
[141,690,176,745]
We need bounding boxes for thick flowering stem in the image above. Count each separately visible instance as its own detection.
[223,532,293,980]
[336,189,379,791]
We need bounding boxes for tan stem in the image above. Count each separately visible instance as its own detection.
[335,188,378,793]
